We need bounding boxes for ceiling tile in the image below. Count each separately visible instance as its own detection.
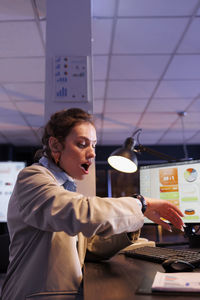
[92,0,116,17]
[161,129,199,143]
[0,87,10,101]
[93,99,104,114]
[25,114,44,127]
[105,99,148,113]
[0,58,45,82]
[0,102,20,116]
[113,18,188,54]
[138,129,165,145]
[0,21,44,57]
[0,119,27,131]
[0,0,34,21]
[138,122,166,130]
[178,18,200,53]
[4,83,45,101]
[93,114,102,130]
[0,1,199,147]
[101,131,133,145]
[187,131,200,144]
[155,80,200,98]
[188,98,200,112]
[101,137,125,145]
[147,98,192,112]
[4,128,35,136]
[92,19,113,54]
[102,120,131,131]
[103,112,141,128]
[93,81,106,99]
[118,0,199,17]
[180,112,200,123]
[16,101,44,116]
[164,55,200,79]
[140,112,177,126]
[33,127,43,140]
[93,56,109,80]
[159,136,184,144]
[109,55,170,80]
[172,119,200,130]
[107,81,157,98]
[5,130,40,146]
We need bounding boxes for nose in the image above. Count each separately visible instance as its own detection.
[87,145,96,159]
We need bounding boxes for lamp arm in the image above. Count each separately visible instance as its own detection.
[136,144,176,162]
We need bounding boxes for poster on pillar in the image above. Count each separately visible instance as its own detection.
[54,55,89,103]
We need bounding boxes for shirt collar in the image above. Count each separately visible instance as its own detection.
[39,156,75,187]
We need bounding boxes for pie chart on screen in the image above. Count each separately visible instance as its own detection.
[184,168,198,182]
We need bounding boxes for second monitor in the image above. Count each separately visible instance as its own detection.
[139,159,200,225]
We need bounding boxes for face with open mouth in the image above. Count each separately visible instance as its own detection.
[58,122,96,180]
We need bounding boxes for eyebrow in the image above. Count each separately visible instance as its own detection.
[78,136,97,143]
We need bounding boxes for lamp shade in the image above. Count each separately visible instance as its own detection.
[107,137,138,173]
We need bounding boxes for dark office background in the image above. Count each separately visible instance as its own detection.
[0,143,200,272]
[0,143,200,197]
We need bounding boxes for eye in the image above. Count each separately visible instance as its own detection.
[77,143,85,149]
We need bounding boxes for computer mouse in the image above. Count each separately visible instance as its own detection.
[162,259,195,272]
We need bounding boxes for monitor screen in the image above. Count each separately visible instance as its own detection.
[139,159,200,224]
[0,161,25,222]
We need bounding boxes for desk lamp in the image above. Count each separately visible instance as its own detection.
[107,129,176,173]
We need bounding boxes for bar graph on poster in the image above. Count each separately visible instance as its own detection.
[54,55,89,102]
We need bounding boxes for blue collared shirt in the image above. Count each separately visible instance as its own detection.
[39,156,77,192]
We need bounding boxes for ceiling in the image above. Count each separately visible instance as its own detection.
[0,0,200,148]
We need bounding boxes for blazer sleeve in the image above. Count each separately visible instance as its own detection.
[13,165,144,238]
[85,231,140,261]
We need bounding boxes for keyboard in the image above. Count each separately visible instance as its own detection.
[122,246,200,267]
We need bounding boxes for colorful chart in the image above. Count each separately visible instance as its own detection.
[184,168,198,182]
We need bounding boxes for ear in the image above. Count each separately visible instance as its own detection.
[48,136,62,152]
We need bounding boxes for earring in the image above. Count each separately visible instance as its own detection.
[52,151,60,165]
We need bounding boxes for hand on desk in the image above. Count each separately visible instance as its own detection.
[144,197,184,232]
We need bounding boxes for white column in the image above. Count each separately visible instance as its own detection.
[45,0,95,196]
[45,0,93,119]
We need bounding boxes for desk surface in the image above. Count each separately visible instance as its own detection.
[84,252,200,300]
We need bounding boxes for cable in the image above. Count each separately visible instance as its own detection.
[177,111,189,160]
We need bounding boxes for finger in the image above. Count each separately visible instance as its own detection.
[163,209,184,229]
[167,202,184,217]
[155,219,172,232]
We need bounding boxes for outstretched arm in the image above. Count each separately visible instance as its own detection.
[144,197,184,232]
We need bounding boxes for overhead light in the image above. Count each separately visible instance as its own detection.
[107,129,176,173]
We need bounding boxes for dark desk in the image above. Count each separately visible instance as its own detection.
[84,252,200,300]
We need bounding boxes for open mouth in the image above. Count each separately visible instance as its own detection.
[81,163,89,172]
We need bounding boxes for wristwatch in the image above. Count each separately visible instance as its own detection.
[133,194,147,214]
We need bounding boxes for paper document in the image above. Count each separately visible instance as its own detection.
[152,271,200,292]
[121,238,155,252]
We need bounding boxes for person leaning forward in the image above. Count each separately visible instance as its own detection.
[1,108,184,300]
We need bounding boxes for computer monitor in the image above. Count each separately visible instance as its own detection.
[0,161,25,222]
[139,159,200,225]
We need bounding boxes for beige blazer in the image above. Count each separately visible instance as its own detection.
[1,164,143,300]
